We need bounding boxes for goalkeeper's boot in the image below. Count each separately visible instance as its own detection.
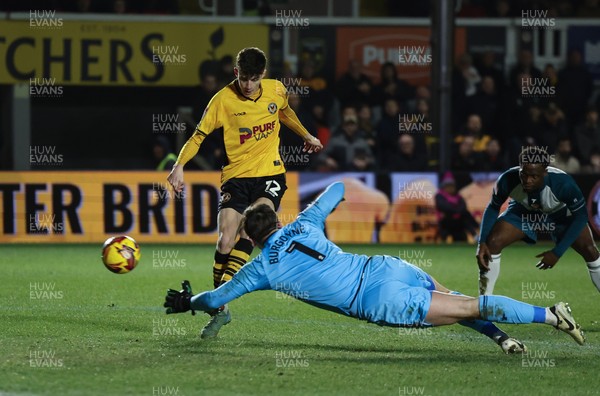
[550,302,585,345]
[497,336,527,354]
[200,304,231,339]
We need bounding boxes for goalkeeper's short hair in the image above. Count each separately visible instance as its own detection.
[243,204,278,244]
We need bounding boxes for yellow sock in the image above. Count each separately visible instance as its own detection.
[221,238,254,283]
[213,251,229,288]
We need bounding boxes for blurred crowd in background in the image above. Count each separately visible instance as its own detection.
[4,0,599,174]
[3,0,600,18]
[178,47,600,175]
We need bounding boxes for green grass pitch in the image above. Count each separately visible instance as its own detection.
[1,242,599,396]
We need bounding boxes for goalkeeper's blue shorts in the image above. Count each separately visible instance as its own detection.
[353,255,435,327]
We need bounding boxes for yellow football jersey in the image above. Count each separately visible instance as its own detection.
[176,79,308,183]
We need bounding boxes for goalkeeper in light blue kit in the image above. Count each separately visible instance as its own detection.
[164,182,585,353]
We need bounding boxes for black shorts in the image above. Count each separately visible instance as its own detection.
[218,173,288,214]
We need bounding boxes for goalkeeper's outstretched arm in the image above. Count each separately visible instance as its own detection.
[191,259,270,312]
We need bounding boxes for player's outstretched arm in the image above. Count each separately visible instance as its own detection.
[536,207,588,270]
[298,182,345,229]
[278,106,323,153]
[166,129,208,192]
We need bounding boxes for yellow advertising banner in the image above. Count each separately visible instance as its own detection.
[0,171,299,243]
[0,20,268,86]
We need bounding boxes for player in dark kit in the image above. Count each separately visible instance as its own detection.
[167,47,322,338]
[477,146,600,295]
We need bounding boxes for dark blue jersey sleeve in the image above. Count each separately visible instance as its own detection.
[478,169,515,243]
[190,257,270,312]
[297,182,345,230]
[551,174,588,257]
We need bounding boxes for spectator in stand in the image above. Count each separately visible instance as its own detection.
[332,105,361,135]
[178,71,224,171]
[581,150,600,174]
[475,51,506,97]
[280,94,318,170]
[480,138,508,172]
[465,76,501,135]
[380,134,428,172]
[509,49,542,90]
[373,62,415,108]
[501,74,545,161]
[542,64,558,87]
[455,114,492,152]
[405,85,431,114]
[558,49,593,127]
[553,137,581,174]
[435,172,479,242]
[192,71,220,120]
[519,104,545,153]
[453,53,481,125]
[573,108,600,166]
[336,60,374,107]
[539,102,568,153]
[298,60,336,133]
[216,55,235,89]
[456,53,482,97]
[452,135,483,171]
[153,136,177,171]
[318,112,374,172]
[357,103,377,152]
[376,97,400,154]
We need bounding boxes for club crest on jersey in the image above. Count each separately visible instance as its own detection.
[220,192,231,203]
[267,102,277,114]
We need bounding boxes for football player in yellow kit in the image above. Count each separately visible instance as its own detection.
[167,47,322,338]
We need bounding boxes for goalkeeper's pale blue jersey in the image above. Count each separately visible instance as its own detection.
[191,182,371,317]
[478,166,588,256]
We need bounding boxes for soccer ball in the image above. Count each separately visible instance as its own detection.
[101,236,141,274]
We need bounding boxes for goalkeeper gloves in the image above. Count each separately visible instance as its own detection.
[164,280,196,315]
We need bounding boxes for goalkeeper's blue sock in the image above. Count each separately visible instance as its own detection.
[479,295,554,325]
[450,291,507,341]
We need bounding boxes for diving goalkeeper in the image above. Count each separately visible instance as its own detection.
[164,182,585,353]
